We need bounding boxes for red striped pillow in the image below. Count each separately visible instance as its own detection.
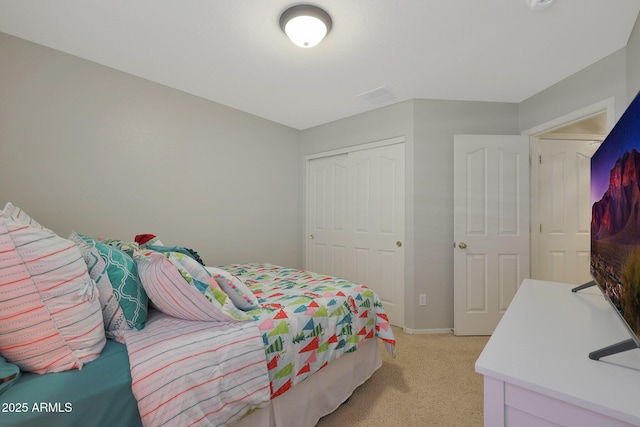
[0,203,105,373]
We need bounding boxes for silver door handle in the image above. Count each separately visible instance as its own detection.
[458,242,467,249]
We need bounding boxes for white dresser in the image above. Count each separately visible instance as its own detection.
[475,279,640,426]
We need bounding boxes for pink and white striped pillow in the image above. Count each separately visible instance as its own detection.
[135,250,248,322]
[0,203,105,373]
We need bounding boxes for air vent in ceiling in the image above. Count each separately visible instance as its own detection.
[526,0,554,11]
[356,86,398,106]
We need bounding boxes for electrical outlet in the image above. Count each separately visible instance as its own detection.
[419,294,426,306]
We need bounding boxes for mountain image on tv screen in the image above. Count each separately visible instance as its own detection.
[591,94,640,340]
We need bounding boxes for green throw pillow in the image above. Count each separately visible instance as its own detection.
[77,233,148,331]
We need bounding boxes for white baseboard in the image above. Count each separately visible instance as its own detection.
[402,327,453,335]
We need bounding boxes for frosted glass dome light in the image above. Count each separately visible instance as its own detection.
[280,5,332,48]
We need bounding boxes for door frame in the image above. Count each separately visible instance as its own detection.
[304,136,406,161]
[521,97,615,281]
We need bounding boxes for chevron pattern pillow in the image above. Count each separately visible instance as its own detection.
[71,232,148,336]
[70,233,147,342]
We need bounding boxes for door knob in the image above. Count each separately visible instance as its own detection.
[396,241,402,247]
[310,234,314,240]
[458,242,467,249]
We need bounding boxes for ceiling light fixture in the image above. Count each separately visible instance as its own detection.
[526,0,554,11]
[279,4,332,48]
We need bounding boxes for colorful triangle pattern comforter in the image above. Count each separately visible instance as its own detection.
[220,263,396,399]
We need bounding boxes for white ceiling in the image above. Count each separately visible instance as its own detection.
[1,0,639,130]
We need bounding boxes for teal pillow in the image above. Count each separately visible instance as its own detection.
[77,234,148,331]
[0,356,20,395]
[146,244,205,265]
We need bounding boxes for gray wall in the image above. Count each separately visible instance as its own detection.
[628,12,640,103]
[300,101,415,156]
[412,100,519,330]
[0,32,302,268]
[518,48,628,131]
[299,99,519,331]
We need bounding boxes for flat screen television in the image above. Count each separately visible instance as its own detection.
[573,91,640,360]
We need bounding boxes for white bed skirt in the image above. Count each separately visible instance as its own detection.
[236,337,382,427]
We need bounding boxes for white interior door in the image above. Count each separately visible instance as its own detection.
[348,144,405,327]
[453,135,530,336]
[536,139,601,284]
[306,142,405,327]
[307,154,349,279]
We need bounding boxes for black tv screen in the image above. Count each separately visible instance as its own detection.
[589,91,640,358]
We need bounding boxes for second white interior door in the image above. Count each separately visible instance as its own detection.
[536,139,600,285]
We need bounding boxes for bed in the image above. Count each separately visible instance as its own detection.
[0,203,396,427]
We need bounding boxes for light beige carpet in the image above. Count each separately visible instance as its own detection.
[316,327,490,427]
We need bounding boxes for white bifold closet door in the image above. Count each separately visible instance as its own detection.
[306,142,405,327]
